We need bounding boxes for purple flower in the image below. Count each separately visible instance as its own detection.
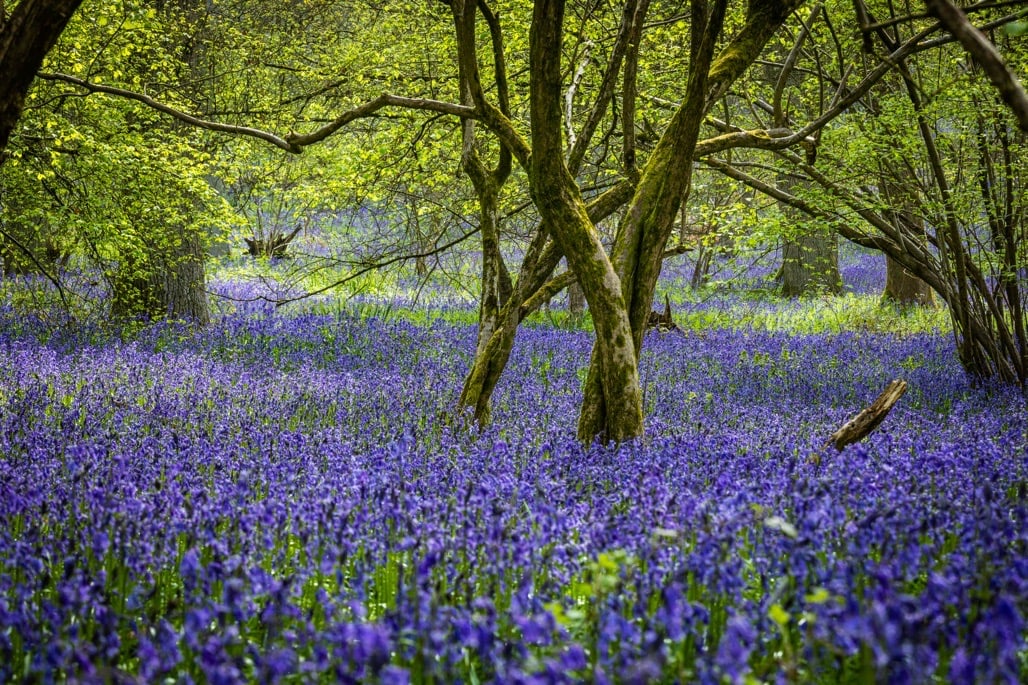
[714,615,756,683]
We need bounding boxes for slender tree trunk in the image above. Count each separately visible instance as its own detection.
[576,0,801,442]
[458,227,557,424]
[577,0,727,442]
[471,179,513,358]
[458,183,634,425]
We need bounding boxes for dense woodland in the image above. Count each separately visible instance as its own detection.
[0,0,1027,681]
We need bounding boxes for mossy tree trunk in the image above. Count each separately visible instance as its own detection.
[531,0,644,442]
[567,275,586,321]
[460,0,803,442]
[577,0,802,442]
[458,0,645,428]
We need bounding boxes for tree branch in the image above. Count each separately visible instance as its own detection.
[0,226,69,309]
[36,72,480,153]
[925,0,1028,132]
[249,226,483,307]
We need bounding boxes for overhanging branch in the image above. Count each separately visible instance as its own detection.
[36,72,480,153]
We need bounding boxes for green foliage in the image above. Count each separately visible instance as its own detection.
[1,0,242,322]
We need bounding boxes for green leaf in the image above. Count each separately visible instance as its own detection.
[1003,20,1028,37]
[804,587,831,604]
[768,603,790,628]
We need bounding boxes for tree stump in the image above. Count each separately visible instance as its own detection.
[826,379,908,452]
[646,293,681,333]
[244,224,302,258]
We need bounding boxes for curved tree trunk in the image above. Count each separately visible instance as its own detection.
[577,0,800,443]
[458,183,633,425]
[577,0,729,443]
[469,173,513,358]
[461,0,802,443]
[458,227,558,424]
[532,0,644,443]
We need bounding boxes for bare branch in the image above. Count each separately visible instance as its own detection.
[256,227,482,307]
[0,226,69,309]
[287,94,477,147]
[37,71,303,151]
[567,0,648,175]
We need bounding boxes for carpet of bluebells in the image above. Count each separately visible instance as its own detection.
[1,273,1027,683]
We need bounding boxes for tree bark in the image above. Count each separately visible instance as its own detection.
[111,226,209,325]
[577,0,725,442]
[532,0,644,443]
[781,229,841,296]
[567,276,586,320]
[0,0,83,157]
[456,181,636,427]
[576,0,803,442]
[883,255,934,306]
[162,226,210,325]
[469,170,513,358]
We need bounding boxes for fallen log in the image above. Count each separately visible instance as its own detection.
[826,379,908,452]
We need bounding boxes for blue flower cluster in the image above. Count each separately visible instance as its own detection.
[0,307,1024,683]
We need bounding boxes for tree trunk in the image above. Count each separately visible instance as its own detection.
[567,277,586,320]
[878,174,934,306]
[111,226,209,325]
[779,171,841,297]
[471,178,513,358]
[883,255,934,306]
[162,226,210,324]
[576,0,799,442]
[781,228,841,296]
[0,0,84,157]
[461,0,801,442]
[532,0,644,443]
[576,0,728,442]
[457,187,626,426]
[458,229,554,424]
